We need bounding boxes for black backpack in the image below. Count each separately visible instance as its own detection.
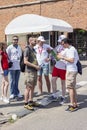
[76,60,82,75]
[20,51,25,72]
[20,46,30,72]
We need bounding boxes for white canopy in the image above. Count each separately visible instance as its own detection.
[5,14,73,35]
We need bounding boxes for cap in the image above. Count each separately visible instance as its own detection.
[58,35,66,43]
[37,36,45,42]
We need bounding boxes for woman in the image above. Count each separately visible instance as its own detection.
[0,42,9,103]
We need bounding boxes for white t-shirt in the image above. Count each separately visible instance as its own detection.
[55,45,67,70]
[6,44,22,70]
[34,44,53,65]
[65,46,79,72]
[55,44,64,53]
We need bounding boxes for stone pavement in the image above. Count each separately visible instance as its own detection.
[0,61,87,127]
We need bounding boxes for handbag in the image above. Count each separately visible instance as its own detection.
[8,61,13,68]
[76,60,82,75]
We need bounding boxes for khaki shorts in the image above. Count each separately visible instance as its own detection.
[25,71,37,87]
[66,71,77,89]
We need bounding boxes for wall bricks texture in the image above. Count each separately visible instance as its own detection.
[0,0,87,41]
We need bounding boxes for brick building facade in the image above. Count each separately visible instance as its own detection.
[0,0,87,57]
[0,0,87,40]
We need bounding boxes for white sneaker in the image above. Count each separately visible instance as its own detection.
[59,97,66,105]
[0,96,3,101]
[3,97,10,104]
[17,93,23,98]
[9,94,14,99]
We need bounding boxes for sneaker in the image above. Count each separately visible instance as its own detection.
[65,105,71,111]
[65,105,79,112]
[37,92,43,96]
[31,101,41,107]
[59,97,66,105]
[69,106,79,112]
[48,95,58,102]
[24,104,34,110]
[17,93,23,98]
[9,94,14,99]
[0,96,3,101]
[3,97,10,104]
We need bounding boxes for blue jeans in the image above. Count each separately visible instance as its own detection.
[9,70,20,96]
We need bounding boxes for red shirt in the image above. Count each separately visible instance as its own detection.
[0,50,9,70]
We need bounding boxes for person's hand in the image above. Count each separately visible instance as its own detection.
[45,58,51,62]
[57,53,63,59]
[35,65,41,70]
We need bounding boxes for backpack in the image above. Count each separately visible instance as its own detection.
[20,51,25,72]
[76,60,82,75]
[20,46,30,72]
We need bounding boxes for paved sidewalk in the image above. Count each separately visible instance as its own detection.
[0,61,87,126]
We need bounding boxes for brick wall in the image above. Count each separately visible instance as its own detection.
[0,0,87,41]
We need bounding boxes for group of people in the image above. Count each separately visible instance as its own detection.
[0,34,79,112]
[0,35,23,104]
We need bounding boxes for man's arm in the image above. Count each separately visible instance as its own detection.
[24,56,40,70]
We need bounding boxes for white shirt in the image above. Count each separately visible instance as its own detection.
[55,45,67,70]
[6,44,22,70]
[34,44,53,65]
[65,46,79,72]
[55,44,64,53]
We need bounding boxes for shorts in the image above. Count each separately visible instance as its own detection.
[37,64,49,76]
[52,67,66,80]
[66,71,77,89]
[3,70,9,76]
[25,71,37,87]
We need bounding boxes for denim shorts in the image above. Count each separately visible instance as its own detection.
[37,64,49,76]
[3,70,9,76]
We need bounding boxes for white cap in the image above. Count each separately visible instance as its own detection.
[37,36,45,42]
[58,35,66,43]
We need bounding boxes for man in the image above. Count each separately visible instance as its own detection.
[58,38,79,112]
[24,37,40,110]
[34,36,53,95]
[6,35,22,99]
[50,35,67,104]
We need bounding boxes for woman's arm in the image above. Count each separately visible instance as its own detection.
[0,55,4,73]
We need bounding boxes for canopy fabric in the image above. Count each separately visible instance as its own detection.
[5,14,73,35]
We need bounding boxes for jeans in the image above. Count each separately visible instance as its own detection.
[9,70,20,96]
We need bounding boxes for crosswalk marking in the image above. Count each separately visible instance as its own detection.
[76,81,87,88]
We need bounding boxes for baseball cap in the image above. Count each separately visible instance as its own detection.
[58,35,66,43]
[37,36,46,42]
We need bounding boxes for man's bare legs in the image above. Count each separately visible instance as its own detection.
[61,80,66,97]
[37,75,51,94]
[37,76,43,94]
[24,86,34,103]
[44,75,51,93]
[51,77,66,97]
[68,88,77,107]
[51,77,57,93]
[24,85,35,110]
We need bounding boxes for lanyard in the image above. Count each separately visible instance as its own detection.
[38,47,43,55]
